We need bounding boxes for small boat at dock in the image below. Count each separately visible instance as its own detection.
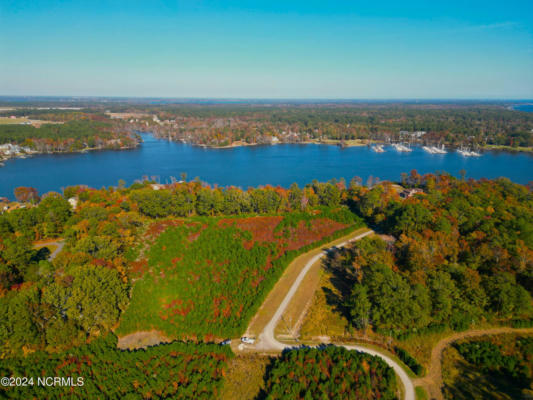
[392,143,412,152]
[457,146,482,157]
[431,144,447,154]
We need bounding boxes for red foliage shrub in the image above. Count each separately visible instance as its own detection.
[144,219,185,240]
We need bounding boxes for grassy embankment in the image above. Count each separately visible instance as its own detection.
[306,138,369,146]
[483,144,533,153]
[0,117,30,125]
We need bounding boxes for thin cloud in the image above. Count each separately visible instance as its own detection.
[460,21,519,32]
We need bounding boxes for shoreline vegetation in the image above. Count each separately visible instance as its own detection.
[2,132,532,164]
[0,143,139,163]
[1,102,532,162]
[123,102,532,151]
[197,138,370,149]
[191,138,533,152]
[482,144,533,153]
[0,114,140,164]
[150,132,533,153]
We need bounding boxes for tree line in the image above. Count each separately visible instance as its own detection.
[129,180,344,218]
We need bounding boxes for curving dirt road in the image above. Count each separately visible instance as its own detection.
[243,229,416,400]
[33,239,65,261]
[48,241,65,260]
[415,326,533,400]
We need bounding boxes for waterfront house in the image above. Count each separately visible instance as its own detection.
[399,188,424,199]
[68,197,79,210]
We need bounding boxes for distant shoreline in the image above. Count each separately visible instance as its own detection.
[0,143,139,165]
[201,138,370,149]
[170,138,533,154]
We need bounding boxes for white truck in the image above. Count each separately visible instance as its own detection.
[240,337,255,344]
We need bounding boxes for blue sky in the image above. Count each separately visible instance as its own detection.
[1,0,532,98]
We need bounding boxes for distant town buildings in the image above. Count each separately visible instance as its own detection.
[0,197,9,213]
[0,143,34,161]
[399,130,426,138]
[68,197,78,210]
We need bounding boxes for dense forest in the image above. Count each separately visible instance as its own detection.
[326,174,532,336]
[0,179,359,355]
[261,346,397,399]
[0,334,232,399]
[443,334,533,399]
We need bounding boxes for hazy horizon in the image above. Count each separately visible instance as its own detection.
[0,95,532,102]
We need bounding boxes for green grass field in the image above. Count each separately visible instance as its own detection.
[0,117,29,125]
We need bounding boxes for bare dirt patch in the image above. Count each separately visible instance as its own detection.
[117,330,171,350]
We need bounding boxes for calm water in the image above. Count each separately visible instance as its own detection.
[1,133,532,198]
[514,104,533,112]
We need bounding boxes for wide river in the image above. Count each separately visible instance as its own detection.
[1,133,532,198]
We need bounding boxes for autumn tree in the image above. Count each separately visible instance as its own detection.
[14,186,39,203]
[43,265,128,336]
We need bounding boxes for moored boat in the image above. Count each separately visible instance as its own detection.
[393,143,412,152]
[431,144,447,154]
[457,146,481,157]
